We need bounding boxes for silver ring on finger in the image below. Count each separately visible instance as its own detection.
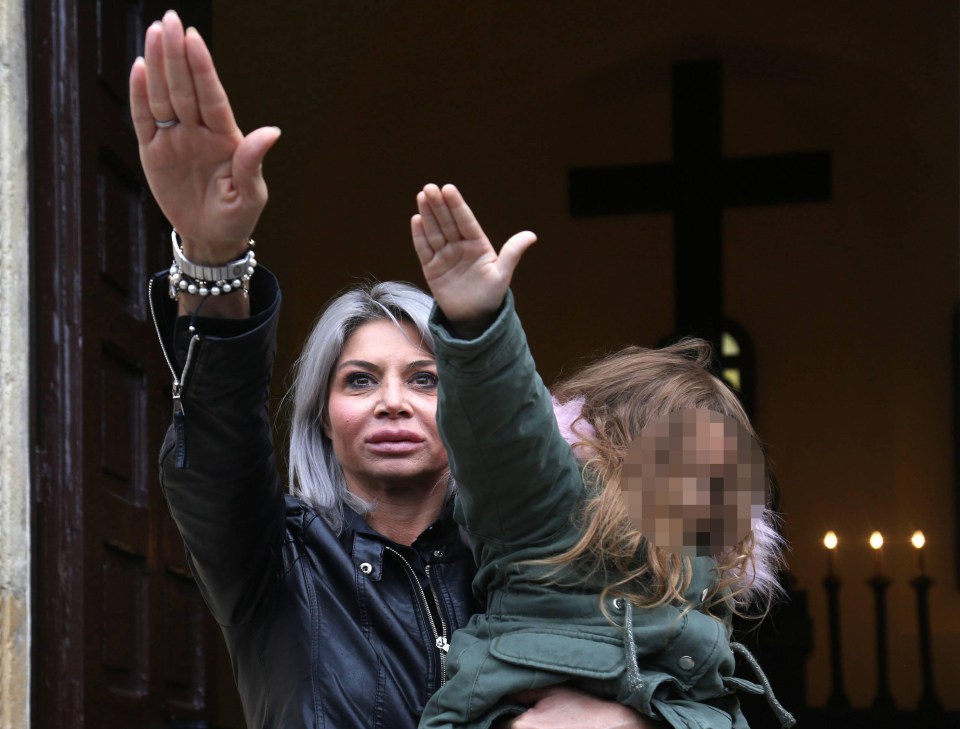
[155,117,180,129]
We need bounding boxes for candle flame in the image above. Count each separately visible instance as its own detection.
[869,531,884,550]
[823,531,838,550]
[911,530,925,549]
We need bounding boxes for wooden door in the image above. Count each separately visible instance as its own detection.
[32,1,223,727]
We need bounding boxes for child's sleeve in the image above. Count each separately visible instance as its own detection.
[429,291,584,562]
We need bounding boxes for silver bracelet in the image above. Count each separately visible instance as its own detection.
[171,229,255,281]
[168,229,257,299]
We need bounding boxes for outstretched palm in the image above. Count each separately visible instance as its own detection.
[129,11,280,255]
[412,184,536,330]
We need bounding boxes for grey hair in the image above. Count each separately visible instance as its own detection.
[287,280,444,532]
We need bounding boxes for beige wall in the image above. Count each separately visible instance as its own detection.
[214,1,959,712]
[0,0,31,727]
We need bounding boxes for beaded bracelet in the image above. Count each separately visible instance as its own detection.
[167,230,257,300]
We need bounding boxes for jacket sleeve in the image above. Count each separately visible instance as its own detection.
[151,268,286,627]
[429,291,583,565]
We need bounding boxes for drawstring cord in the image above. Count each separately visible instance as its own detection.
[730,642,797,728]
[621,601,796,728]
[623,600,645,692]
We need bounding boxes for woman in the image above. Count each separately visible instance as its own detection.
[133,10,656,729]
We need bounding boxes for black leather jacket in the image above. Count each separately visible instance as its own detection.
[150,270,479,729]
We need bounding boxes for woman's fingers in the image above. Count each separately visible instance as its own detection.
[132,14,275,248]
[144,21,176,125]
[160,10,201,126]
[505,686,656,729]
[141,12,234,134]
[129,57,156,144]
[185,27,238,134]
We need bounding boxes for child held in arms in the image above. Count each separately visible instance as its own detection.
[411,184,794,729]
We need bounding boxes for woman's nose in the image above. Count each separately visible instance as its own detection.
[375,377,411,416]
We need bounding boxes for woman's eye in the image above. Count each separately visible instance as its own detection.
[345,372,376,388]
[411,372,439,388]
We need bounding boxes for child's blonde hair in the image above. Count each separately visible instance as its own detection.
[545,338,786,620]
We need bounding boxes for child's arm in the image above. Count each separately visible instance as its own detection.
[412,184,583,562]
[413,186,664,729]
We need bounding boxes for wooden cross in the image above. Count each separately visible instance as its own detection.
[570,59,831,362]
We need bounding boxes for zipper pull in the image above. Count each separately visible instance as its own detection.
[436,636,450,654]
[172,383,188,469]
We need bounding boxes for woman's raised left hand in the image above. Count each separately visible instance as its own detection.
[411,183,536,337]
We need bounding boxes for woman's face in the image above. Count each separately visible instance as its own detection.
[324,319,449,496]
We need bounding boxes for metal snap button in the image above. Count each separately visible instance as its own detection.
[433,549,444,558]
[359,562,373,575]
[678,655,696,671]
[612,597,624,610]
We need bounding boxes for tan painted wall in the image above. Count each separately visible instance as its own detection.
[0,0,31,727]
[213,1,959,712]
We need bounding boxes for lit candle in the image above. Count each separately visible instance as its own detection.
[869,531,884,576]
[823,530,838,575]
[911,530,926,575]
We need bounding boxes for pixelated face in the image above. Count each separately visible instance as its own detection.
[619,409,766,558]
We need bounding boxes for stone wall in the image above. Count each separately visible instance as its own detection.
[0,1,31,728]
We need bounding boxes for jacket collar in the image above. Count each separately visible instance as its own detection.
[344,497,468,579]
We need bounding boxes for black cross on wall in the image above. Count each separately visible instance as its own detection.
[570,59,831,371]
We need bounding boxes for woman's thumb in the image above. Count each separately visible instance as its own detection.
[234,126,281,200]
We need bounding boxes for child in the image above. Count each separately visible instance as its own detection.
[411,183,793,729]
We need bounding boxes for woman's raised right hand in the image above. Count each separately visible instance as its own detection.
[129,10,280,264]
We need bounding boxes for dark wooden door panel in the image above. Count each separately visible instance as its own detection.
[33,1,217,727]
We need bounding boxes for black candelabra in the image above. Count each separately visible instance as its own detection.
[868,571,895,713]
[818,530,947,725]
[822,533,850,709]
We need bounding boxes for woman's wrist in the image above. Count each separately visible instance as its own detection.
[168,229,256,319]
[168,230,256,299]
[180,242,251,265]
[178,234,251,265]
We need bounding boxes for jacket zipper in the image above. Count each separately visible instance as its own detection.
[148,277,201,468]
[424,564,450,679]
[384,546,449,686]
